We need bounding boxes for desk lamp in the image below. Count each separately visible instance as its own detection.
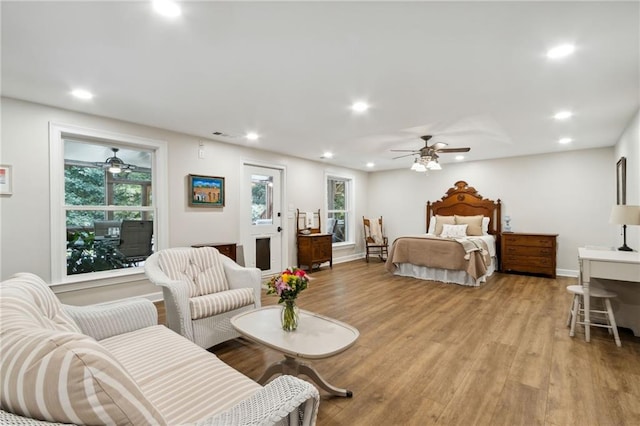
[609,205,640,251]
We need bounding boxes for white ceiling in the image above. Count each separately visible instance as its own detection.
[2,1,638,171]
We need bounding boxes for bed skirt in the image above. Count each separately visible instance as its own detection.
[393,257,497,287]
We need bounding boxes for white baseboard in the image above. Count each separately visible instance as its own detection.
[557,269,578,278]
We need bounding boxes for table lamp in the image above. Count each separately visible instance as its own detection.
[609,205,640,251]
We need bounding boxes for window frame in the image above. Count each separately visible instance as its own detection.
[325,173,355,247]
[49,122,168,284]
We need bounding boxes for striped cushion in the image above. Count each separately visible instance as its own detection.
[189,288,255,320]
[101,325,262,424]
[0,329,166,425]
[0,273,166,425]
[158,249,199,297]
[1,273,80,333]
[158,247,229,297]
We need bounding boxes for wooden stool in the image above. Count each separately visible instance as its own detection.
[566,285,621,347]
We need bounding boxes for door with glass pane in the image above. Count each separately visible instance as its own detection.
[241,165,283,275]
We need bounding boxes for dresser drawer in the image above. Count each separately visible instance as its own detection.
[502,261,555,276]
[502,234,554,248]
[503,255,553,268]
[503,245,554,257]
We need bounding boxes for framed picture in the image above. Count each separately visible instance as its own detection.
[616,156,626,205]
[188,174,225,207]
[0,164,13,195]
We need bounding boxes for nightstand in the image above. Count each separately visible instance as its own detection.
[501,232,558,278]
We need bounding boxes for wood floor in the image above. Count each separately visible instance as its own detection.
[156,261,640,426]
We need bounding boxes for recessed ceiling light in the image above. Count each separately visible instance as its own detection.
[558,137,573,144]
[153,0,181,18]
[366,162,375,168]
[547,43,575,59]
[455,155,465,161]
[71,89,93,100]
[322,152,334,159]
[350,101,369,113]
[554,110,573,120]
[246,132,259,141]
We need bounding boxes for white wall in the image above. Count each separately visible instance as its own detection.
[0,97,368,302]
[614,109,640,250]
[367,147,615,275]
[1,97,636,303]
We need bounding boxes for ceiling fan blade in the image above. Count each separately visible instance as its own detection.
[430,142,448,149]
[392,153,417,160]
[436,147,471,153]
[390,149,418,152]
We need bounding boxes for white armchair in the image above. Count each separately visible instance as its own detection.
[145,246,262,348]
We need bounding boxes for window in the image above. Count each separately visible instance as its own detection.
[326,175,353,244]
[251,174,273,225]
[50,123,167,282]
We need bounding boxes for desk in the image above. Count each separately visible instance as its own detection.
[578,248,640,341]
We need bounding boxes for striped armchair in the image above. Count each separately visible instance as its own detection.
[145,246,262,349]
[0,272,319,426]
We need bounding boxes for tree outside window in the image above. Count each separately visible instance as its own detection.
[327,177,351,243]
[64,140,154,275]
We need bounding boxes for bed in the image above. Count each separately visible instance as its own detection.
[385,181,502,287]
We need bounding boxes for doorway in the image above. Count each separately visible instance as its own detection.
[241,164,284,276]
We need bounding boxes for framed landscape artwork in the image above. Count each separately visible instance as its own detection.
[189,174,225,207]
[616,156,626,205]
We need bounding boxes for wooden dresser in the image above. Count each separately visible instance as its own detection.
[297,233,333,272]
[295,209,332,272]
[191,242,236,262]
[501,232,558,278]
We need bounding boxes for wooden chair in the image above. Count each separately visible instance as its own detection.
[363,216,388,262]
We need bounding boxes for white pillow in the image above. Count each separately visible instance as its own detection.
[431,216,490,234]
[482,217,490,235]
[428,218,436,234]
[440,224,468,238]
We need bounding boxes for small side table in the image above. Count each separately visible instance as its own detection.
[191,242,236,262]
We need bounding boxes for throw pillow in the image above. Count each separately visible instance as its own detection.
[454,215,483,236]
[440,224,468,238]
[434,215,455,236]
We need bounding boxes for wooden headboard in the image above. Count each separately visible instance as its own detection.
[426,181,502,236]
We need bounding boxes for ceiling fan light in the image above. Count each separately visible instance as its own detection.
[108,164,122,174]
[411,159,427,172]
[426,159,441,170]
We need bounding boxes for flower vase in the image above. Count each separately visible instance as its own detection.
[281,300,299,331]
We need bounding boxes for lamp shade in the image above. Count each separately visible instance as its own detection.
[609,205,640,225]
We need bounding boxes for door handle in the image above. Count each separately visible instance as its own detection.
[277,226,282,232]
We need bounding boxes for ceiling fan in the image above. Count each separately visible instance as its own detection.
[95,148,136,174]
[391,135,470,171]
